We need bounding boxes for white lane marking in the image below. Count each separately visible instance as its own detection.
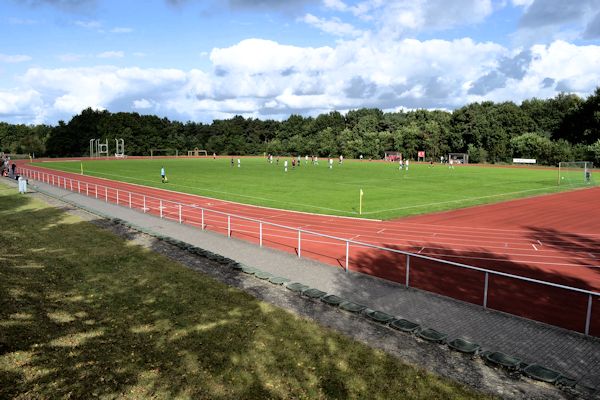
[532,244,538,251]
[537,240,543,246]
[376,228,386,234]
[418,247,425,254]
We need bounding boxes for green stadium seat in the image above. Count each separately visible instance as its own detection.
[254,271,273,280]
[268,276,290,285]
[522,364,562,384]
[302,288,327,299]
[339,301,367,313]
[240,265,259,274]
[320,294,344,306]
[448,338,480,354]
[286,282,310,293]
[390,319,420,333]
[365,310,395,324]
[417,328,448,343]
[483,351,521,369]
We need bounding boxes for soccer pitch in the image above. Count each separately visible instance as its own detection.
[34,157,585,220]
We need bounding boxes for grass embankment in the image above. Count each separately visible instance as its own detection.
[0,183,492,399]
[33,158,580,220]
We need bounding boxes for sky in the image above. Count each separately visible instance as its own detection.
[1,0,600,125]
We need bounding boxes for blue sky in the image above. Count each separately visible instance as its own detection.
[1,0,599,124]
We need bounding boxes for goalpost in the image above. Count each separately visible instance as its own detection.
[187,148,208,157]
[384,151,401,161]
[150,149,179,158]
[558,161,594,186]
[448,153,469,164]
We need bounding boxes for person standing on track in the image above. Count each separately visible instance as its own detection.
[160,166,166,183]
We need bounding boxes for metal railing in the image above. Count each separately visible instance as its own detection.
[19,167,599,335]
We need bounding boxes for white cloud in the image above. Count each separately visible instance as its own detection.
[0,54,32,63]
[2,36,599,124]
[511,0,534,6]
[302,13,363,37]
[110,27,133,33]
[97,51,125,59]
[75,20,102,29]
[133,98,153,109]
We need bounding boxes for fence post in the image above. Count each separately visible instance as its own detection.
[345,241,349,272]
[77,181,80,193]
[298,230,301,258]
[483,272,489,308]
[86,182,89,196]
[129,192,132,208]
[143,196,146,213]
[70,179,73,191]
[95,184,98,199]
[201,208,205,230]
[179,204,182,223]
[228,215,231,237]
[52,175,55,185]
[585,294,593,335]
[105,187,108,202]
[160,200,163,218]
[116,189,119,205]
[259,222,263,247]
[405,255,410,287]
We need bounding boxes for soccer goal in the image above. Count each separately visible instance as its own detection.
[558,161,594,186]
[448,153,469,164]
[150,149,179,158]
[187,148,208,157]
[384,151,401,162]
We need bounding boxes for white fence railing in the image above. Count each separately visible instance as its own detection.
[19,167,600,335]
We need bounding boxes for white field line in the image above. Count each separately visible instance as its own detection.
[181,215,600,256]
[532,244,538,251]
[54,167,360,216]
[360,186,562,214]
[219,227,599,267]
[538,240,543,246]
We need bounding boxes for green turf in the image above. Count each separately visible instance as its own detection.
[32,157,595,220]
[0,183,493,399]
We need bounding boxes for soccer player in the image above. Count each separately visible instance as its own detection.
[284,160,288,172]
[231,158,234,167]
[237,158,241,168]
[405,159,409,171]
[305,155,309,165]
[399,159,403,171]
[160,166,166,183]
[449,158,454,169]
[329,158,333,169]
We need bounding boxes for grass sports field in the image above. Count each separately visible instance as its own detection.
[34,157,594,220]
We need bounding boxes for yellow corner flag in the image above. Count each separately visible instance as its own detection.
[29,154,33,162]
[359,188,364,215]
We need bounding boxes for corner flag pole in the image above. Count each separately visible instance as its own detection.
[80,161,84,175]
[359,189,363,215]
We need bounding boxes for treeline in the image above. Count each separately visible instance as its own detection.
[1,88,599,166]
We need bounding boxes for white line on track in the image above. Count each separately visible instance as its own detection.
[377,228,385,234]
[537,240,543,246]
[532,244,538,251]
[418,247,425,254]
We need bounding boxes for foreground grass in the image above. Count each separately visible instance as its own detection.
[32,157,588,220]
[0,183,492,399]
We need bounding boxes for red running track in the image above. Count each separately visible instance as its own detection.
[18,162,600,336]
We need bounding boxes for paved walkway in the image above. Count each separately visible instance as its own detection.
[15,177,600,394]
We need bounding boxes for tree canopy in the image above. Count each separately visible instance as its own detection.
[1,88,599,166]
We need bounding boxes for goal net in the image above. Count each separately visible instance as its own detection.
[150,149,179,158]
[384,151,401,161]
[187,148,208,157]
[448,153,469,164]
[558,161,595,186]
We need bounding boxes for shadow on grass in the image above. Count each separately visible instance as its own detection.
[0,189,486,399]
